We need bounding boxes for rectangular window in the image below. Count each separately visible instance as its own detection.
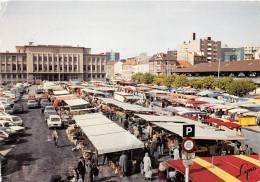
[97,58,100,63]
[74,65,77,71]
[92,65,95,71]
[102,58,105,63]
[83,65,86,71]
[12,56,16,62]
[87,58,91,62]
[97,74,100,78]
[18,64,21,70]
[69,65,72,71]
[39,56,42,61]
[54,57,57,61]
[69,57,72,62]
[49,57,52,61]
[64,57,67,62]
[88,65,91,71]
[13,74,16,78]
[101,65,105,71]
[102,74,105,78]
[18,74,21,78]
[59,57,62,62]
[44,57,47,61]
[74,57,77,62]
[49,65,52,71]
[1,64,5,71]
[97,65,100,71]
[39,65,42,71]
[33,56,37,61]
[23,64,27,71]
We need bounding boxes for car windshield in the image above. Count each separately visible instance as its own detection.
[14,105,22,109]
[12,117,21,122]
[29,100,36,103]
[51,118,60,122]
[46,107,54,110]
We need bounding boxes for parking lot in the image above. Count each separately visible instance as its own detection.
[1,86,82,182]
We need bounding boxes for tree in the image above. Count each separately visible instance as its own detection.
[217,76,234,91]
[174,74,188,88]
[131,72,143,82]
[140,73,155,84]
[226,79,257,97]
[153,75,167,86]
[188,78,203,89]
[163,74,176,88]
[201,75,217,89]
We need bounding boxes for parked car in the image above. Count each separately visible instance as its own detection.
[13,104,24,113]
[0,115,24,126]
[27,94,36,100]
[27,100,38,108]
[6,98,15,107]
[0,105,13,114]
[35,89,44,94]
[40,99,49,107]
[44,106,56,114]
[40,94,48,100]
[46,115,62,128]
[0,127,19,143]
[0,153,7,167]
[45,110,58,120]
[0,121,25,135]
[41,102,52,109]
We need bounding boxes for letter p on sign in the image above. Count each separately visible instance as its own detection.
[183,125,195,137]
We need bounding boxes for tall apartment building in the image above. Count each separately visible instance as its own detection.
[177,33,221,65]
[106,51,120,63]
[149,51,176,76]
[221,47,244,62]
[244,44,260,60]
[0,44,106,82]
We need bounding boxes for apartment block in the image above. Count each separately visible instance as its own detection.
[221,47,244,62]
[177,33,221,65]
[244,44,260,60]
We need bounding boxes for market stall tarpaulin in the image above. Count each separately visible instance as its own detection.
[167,155,260,182]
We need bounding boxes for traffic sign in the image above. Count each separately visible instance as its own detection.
[181,138,196,153]
[183,125,195,137]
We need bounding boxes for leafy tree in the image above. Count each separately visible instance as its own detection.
[217,76,234,91]
[201,75,217,89]
[153,75,167,86]
[131,72,143,82]
[174,74,188,88]
[226,79,257,97]
[163,74,176,88]
[189,78,203,89]
[140,73,155,84]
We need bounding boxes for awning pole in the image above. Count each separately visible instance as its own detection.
[185,165,189,182]
[211,155,214,168]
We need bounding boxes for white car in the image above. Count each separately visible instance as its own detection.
[27,100,38,108]
[0,115,23,126]
[0,106,13,114]
[44,106,56,114]
[0,121,25,135]
[46,115,62,128]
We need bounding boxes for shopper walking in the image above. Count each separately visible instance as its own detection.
[143,153,151,174]
[52,129,59,148]
[77,157,86,182]
[119,151,128,177]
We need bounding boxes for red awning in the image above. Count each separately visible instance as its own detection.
[186,100,209,105]
[54,99,59,108]
[135,87,151,91]
[168,155,260,182]
[203,118,223,124]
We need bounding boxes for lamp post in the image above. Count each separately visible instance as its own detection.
[217,58,221,79]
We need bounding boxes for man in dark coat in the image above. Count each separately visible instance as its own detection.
[77,157,86,182]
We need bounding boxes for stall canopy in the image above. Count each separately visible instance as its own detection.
[82,88,105,95]
[53,90,69,96]
[65,99,89,107]
[73,113,144,154]
[168,155,260,182]
[152,122,245,140]
[98,98,153,112]
[53,95,79,108]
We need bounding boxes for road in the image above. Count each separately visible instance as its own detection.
[2,86,81,182]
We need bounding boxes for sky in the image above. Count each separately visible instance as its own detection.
[0,0,259,58]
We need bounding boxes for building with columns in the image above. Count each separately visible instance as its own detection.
[0,44,106,82]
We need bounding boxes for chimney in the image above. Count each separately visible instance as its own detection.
[190,33,196,41]
[29,42,34,45]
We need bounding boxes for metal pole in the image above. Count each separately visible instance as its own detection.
[217,58,221,79]
[185,165,189,182]
[211,155,214,168]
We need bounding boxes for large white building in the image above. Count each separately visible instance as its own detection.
[244,44,260,60]
[0,44,106,82]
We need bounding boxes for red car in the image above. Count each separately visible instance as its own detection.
[27,94,36,100]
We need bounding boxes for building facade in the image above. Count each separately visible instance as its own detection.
[177,33,221,65]
[244,45,260,60]
[149,51,176,76]
[106,51,120,63]
[122,57,136,80]
[0,44,106,82]
[132,58,150,74]
[221,47,244,62]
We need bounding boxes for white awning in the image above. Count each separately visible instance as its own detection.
[53,90,69,95]
[153,122,246,140]
[65,99,89,107]
[73,113,144,154]
[82,89,105,95]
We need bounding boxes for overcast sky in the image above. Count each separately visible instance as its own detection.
[0,1,259,58]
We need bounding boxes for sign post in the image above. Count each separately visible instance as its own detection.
[182,125,196,182]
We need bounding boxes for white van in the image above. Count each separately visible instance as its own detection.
[0,115,23,126]
[46,115,62,128]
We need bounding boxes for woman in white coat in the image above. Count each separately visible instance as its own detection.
[143,152,151,173]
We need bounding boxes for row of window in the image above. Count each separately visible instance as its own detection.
[0,55,26,62]
[32,56,105,63]
[1,74,26,79]
[84,74,106,79]
[83,65,105,71]
[1,64,27,72]
[33,64,77,72]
